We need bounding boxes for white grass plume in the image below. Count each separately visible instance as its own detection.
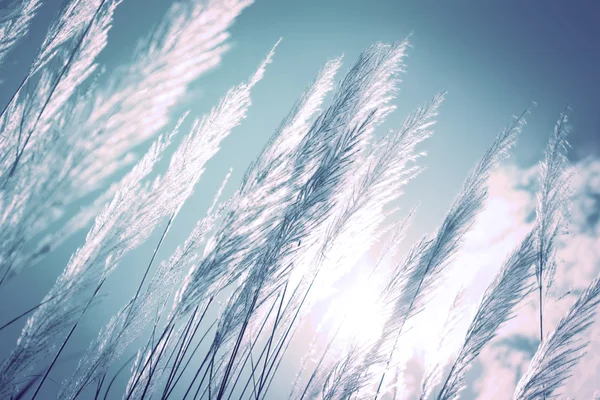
[123,57,342,399]
[0,0,253,283]
[0,0,41,66]
[316,93,444,290]
[210,104,381,399]
[215,75,425,400]
[354,109,528,399]
[120,41,276,252]
[249,43,416,335]
[1,0,118,171]
[0,0,120,284]
[513,275,600,400]
[0,127,176,396]
[60,182,227,399]
[412,110,527,312]
[0,0,107,123]
[209,42,414,354]
[176,56,341,315]
[0,0,119,178]
[283,95,443,398]
[56,42,277,396]
[67,0,255,201]
[435,232,537,400]
[31,0,111,74]
[535,108,572,340]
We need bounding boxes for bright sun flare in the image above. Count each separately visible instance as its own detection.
[316,268,388,347]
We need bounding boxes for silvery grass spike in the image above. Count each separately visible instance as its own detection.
[0,0,40,67]
[1,0,119,181]
[0,122,178,397]
[514,275,600,400]
[210,74,391,400]
[304,93,443,311]
[282,94,443,400]
[55,39,277,398]
[202,43,413,376]
[0,0,254,285]
[232,42,414,351]
[248,76,439,400]
[173,55,343,317]
[534,108,572,343]
[359,109,529,400]
[434,232,537,400]
[0,0,121,285]
[0,0,107,121]
[122,50,342,400]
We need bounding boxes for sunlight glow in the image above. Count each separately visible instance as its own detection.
[319,266,388,346]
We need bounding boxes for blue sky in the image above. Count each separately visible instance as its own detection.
[0,0,599,398]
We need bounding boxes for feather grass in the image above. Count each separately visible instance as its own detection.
[514,275,600,400]
[0,6,592,399]
[347,109,529,400]
[0,126,176,396]
[0,0,253,285]
[0,0,40,67]
[435,232,537,400]
[534,108,572,343]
